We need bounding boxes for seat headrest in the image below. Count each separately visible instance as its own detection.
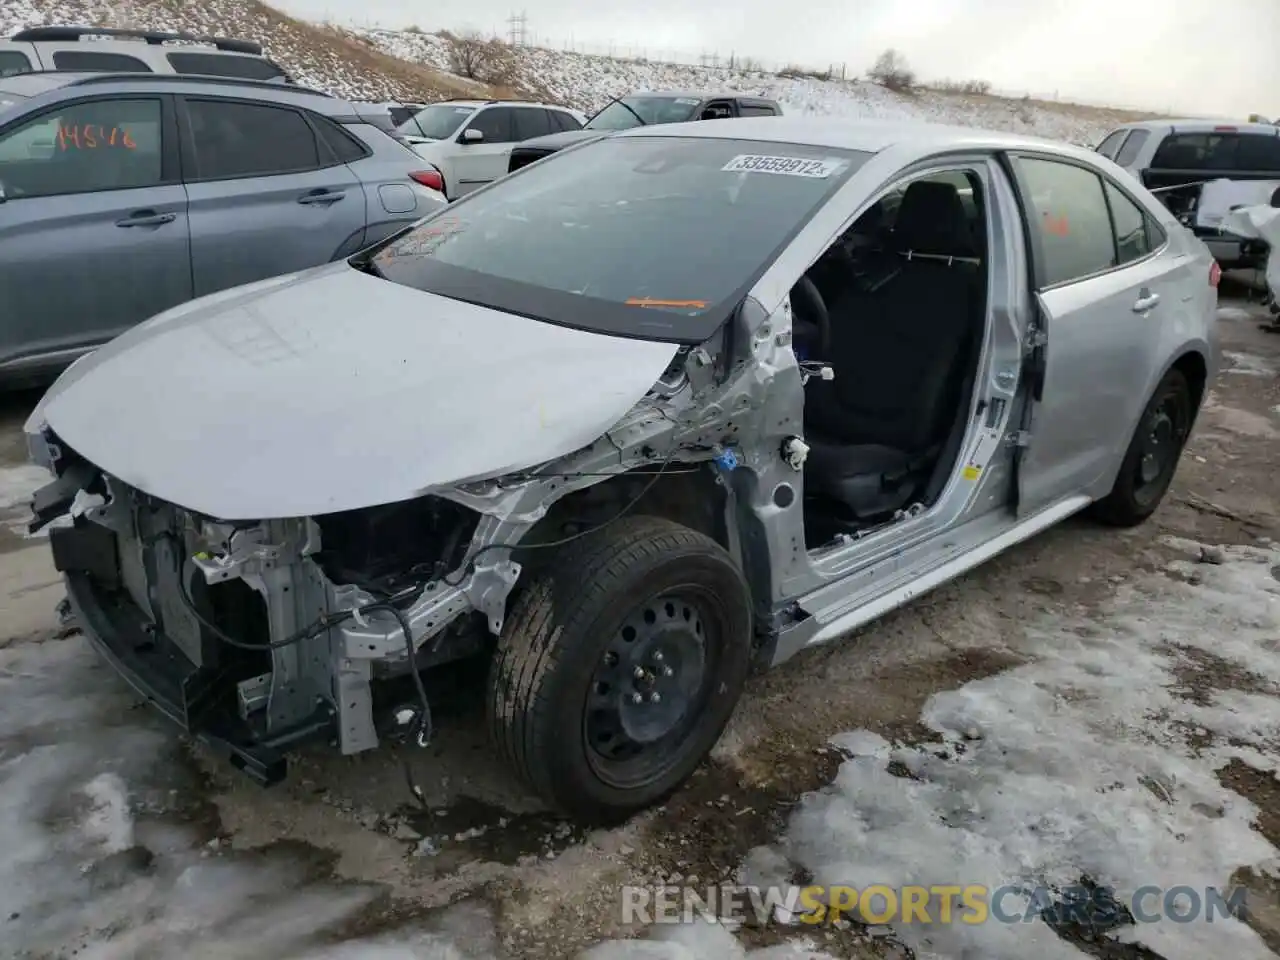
[893,180,974,258]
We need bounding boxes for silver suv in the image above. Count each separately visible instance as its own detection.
[0,71,445,386]
[0,25,291,81]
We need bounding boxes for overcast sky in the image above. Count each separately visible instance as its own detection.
[275,0,1278,118]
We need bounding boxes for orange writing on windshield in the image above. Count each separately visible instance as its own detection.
[56,124,137,151]
[625,298,709,309]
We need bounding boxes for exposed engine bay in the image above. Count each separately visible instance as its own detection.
[23,316,784,784]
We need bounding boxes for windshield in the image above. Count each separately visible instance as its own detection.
[395,103,476,140]
[585,96,702,131]
[363,135,870,343]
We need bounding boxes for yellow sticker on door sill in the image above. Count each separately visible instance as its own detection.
[962,465,981,481]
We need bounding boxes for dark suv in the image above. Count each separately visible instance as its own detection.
[507,90,782,173]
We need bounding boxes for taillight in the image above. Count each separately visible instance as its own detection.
[1209,260,1221,287]
[409,169,445,193]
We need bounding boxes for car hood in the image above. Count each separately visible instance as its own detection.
[31,263,681,521]
[514,129,611,152]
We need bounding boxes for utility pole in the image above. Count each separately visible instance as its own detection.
[506,10,527,46]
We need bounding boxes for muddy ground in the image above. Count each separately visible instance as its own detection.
[2,289,1278,959]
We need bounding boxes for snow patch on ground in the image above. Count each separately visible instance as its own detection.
[1218,307,1262,323]
[1222,351,1275,377]
[746,538,1280,959]
[0,462,52,538]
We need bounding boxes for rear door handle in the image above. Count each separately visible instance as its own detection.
[116,211,176,227]
[1132,291,1161,313]
[297,190,345,205]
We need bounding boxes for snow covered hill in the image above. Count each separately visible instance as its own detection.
[361,28,1147,148]
[2,0,1159,146]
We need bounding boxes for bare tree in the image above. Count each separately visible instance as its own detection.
[868,48,915,92]
[441,29,516,84]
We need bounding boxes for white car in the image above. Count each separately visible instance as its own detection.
[395,98,584,200]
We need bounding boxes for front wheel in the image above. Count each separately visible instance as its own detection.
[1090,367,1193,527]
[486,516,753,825]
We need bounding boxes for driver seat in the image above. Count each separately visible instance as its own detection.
[802,179,982,521]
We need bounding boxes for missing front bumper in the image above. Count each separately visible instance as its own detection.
[51,522,335,785]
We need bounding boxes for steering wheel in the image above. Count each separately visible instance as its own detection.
[789,274,831,360]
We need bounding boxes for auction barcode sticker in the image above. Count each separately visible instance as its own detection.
[721,154,842,178]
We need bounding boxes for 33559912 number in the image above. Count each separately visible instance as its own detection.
[720,154,841,178]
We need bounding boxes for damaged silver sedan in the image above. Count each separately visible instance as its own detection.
[24,118,1219,824]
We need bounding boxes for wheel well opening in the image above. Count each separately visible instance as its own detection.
[1173,350,1208,415]
[516,466,730,578]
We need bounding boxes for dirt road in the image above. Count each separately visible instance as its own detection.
[2,295,1279,959]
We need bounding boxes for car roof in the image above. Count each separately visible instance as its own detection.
[629,90,766,102]
[1114,118,1279,135]
[613,115,1081,156]
[1,71,354,114]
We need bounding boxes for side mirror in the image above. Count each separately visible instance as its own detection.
[461,128,484,144]
[1271,186,1280,209]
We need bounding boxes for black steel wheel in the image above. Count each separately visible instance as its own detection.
[487,516,752,825]
[1092,367,1194,527]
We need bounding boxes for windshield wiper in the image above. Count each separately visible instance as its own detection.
[586,96,647,129]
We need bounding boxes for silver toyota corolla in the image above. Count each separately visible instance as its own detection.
[23,117,1219,825]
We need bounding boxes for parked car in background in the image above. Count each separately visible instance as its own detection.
[23,117,1216,825]
[395,98,585,200]
[1095,118,1280,267]
[0,71,445,386]
[507,90,783,173]
[0,25,292,82]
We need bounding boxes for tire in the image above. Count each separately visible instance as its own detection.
[1090,367,1193,527]
[486,515,753,825]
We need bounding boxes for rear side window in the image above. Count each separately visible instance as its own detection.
[0,51,32,77]
[738,103,779,117]
[0,96,163,197]
[51,51,151,72]
[1015,156,1117,286]
[512,107,552,141]
[185,99,320,179]
[1151,132,1239,170]
[548,109,581,132]
[1113,129,1149,167]
[1095,129,1127,159]
[166,52,287,82]
[464,106,515,143]
[1236,134,1280,172]
[1104,180,1155,263]
[314,116,369,163]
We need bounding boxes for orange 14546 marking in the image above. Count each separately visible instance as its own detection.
[56,124,137,150]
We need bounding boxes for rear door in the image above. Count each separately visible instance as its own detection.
[453,105,518,196]
[1004,152,1173,515]
[179,96,366,295]
[0,94,191,371]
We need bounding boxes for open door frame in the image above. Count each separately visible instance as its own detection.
[994,150,1050,517]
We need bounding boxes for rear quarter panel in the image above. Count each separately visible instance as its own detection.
[344,121,447,235]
